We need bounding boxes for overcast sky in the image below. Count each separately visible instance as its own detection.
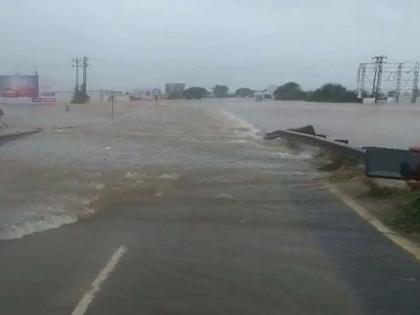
[1,0,419,91]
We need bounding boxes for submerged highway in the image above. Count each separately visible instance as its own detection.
[1,99,420,314]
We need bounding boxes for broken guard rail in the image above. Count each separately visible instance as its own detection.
[264,128,366,163]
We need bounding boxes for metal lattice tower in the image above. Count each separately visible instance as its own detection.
[356,56,419,104]
[372,55,387,102]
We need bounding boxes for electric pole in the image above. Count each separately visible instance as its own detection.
[411,62,419,104]
[71,56,90,103]
[72,58,81,93]
[111,91,115,118]
[395,63,403,103]
[82,57,89,95]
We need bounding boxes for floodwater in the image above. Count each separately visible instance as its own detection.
[1,96,420,240]
[218,99,420,149]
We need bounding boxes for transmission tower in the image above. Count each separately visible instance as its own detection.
[71,56,90,104]
[372,55,387,102]
[356,56,419,104]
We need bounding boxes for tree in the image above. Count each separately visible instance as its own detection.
[184,87,208,100]
[306,83,357,103]
[212,85,229,98]
[274,82,306,100]
[235,88,254,98]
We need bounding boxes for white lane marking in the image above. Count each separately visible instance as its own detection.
[71,245,127,315]
[326,183,420,262]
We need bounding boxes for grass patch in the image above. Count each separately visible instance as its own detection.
[391,195,420,232]
[366,180,420,232]
[365,180,405,198]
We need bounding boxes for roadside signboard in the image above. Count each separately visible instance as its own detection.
[0,75,39,98]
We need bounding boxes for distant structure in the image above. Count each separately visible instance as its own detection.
[263,85,279,99]
[357,56,419,103]
[71,57,90,103]
[132,88,162,100]
[0,74,39,99]
[165,83,185,99]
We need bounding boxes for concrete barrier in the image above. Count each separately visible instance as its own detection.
[264,129,366,163]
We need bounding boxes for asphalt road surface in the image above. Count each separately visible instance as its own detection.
[1,170,420,314]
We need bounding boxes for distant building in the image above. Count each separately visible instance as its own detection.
[129,88,161,100]
[263,85,278,99]
[165,83,185,99]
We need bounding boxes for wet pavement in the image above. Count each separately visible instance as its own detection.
[1,98,420,314]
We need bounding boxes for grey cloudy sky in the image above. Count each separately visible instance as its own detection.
[1,0,419,91]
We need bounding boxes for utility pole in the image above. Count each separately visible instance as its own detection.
[72,58,81,93]
[82,57,89,95]
[111,91,115,118]
[372,55,387,103]
[411,62,419,104]
[395,63,403,104]
[71,56,90,103]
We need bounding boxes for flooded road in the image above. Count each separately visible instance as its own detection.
[2,97,420,314]
[2,97,420,239]
[0,98,315,239]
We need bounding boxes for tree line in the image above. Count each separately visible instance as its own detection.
[182,82,357,103]
[274,82,357,102]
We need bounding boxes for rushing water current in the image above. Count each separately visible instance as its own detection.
[1,97,419,240]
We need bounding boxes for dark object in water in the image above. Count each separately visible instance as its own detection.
[366,147,420,180]
[288,125,316,135]
[335,139,349,144]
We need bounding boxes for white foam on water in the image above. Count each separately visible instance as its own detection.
[218,109,260,139]
[0,214,77,240]
[158,174,180,180]
[228,139,251,144]
[125,171,139,179]
[88,182,106,190]
[269,151,313,160]
[216,193,234,199]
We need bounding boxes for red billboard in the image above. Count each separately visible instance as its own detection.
[0,75,39,98]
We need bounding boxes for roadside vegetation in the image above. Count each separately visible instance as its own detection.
[272,81,357,103]
[366,181,420,232]
[184,87,208,99]
[305,83,357,103]
[274,82,306,100]
[212,85,229,98]
[235,88,254,98]
[178,81,357,102]
[327,166,420,233]
[318,154,420,234]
